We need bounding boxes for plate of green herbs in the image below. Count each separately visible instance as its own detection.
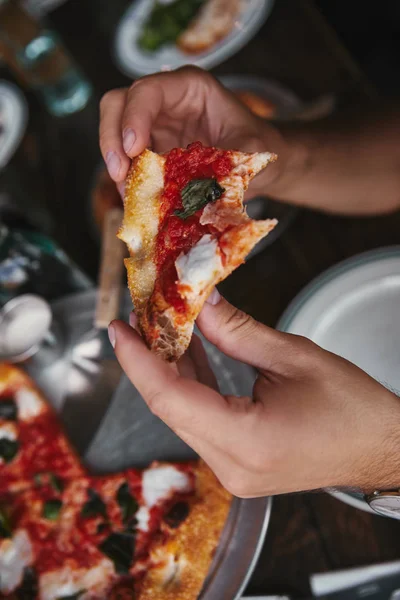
[114,0,275,77]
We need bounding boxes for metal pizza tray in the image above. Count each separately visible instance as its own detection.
[45,289,271,600]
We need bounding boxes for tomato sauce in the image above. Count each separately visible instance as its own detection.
[156,142,232,312]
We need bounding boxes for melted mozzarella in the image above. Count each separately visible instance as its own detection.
[142,466,191,508]
[39,559,115,600]
[175,235,222,300]
[0,530,33,593]
[135,506,150,532]
[14,388,44,421]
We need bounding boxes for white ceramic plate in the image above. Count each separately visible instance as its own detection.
[114,0,276,78]
[277,247,400,514]
[0,81,28,170]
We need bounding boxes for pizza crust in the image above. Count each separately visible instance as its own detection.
[136,461,232,600]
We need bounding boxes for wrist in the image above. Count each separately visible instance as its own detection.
[350,389,400,493]
[253,120,314,200]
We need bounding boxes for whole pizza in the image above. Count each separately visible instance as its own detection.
[0,364,231,599]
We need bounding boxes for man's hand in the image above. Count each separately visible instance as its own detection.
[108,293,400,497]
[99,66,287,198]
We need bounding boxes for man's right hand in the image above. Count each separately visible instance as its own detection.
[99,66,289,198]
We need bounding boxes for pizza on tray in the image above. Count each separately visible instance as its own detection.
[118,141,277,361]
[0,363,231,599]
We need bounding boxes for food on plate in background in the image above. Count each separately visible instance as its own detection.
[234,89,277,118]
[138,0,241,54]
[178,0,241,54]
[138,0,204,52]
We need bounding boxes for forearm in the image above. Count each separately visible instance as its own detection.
[265,103,400,215]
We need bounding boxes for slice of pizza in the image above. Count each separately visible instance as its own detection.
[118,141,277,361]
[0,364,85,495]
[177,0,241,54]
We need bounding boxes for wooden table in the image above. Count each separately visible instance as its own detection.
[5,0,400,596]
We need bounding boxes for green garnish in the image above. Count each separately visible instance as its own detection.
[0,507,11,538]
[0,438,19,463]
[34,472,63,493]
[138,0,204,52]
[81,489,107,519]
[43,499,62,520]
[117,482,138,526]
[175,178,225,220]
[99,531,135,574]
[0,398,17,421]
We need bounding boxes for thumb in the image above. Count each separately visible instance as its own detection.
[196,291,290,371]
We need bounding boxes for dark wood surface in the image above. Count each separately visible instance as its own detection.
[3,0,400,596]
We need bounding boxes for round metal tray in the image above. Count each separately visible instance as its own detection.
[45,289,271,599]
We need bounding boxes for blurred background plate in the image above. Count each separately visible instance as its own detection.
[0,81,28,170]
[277,246,400,514]
[48,288,272,599]
[219,74,302,120]
[114,0,276,78]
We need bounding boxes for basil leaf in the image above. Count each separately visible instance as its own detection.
[0,507,11,538]
[81,489,107,519]
[43,499,62,520]
[0,438,19,463]
[163,501,190,529]
[117,482,138,525]
[99,531,135,574]
[17,567,38,600]
[49,473,63,493]
[175,178,225,220]
[56,591,85,600]
[33,472,63,493]
[0,398,17,421]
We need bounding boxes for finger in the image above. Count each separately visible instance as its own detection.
[99,88,131,182]
[121,67,209,157]
[197,293,290,372]
[187,335,218,391]
[109,320,232,440]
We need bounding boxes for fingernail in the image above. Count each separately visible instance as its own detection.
[117,181,125,198]
[105,151,121,180]
[129,312,138,329]
[108,323,116,348]
[206,288,221,305]
[123,128,136,154]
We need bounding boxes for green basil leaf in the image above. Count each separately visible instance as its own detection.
[117,482,138,525]
[33,472,63,493]
[0,398,17,421]
[81,489,107,519]
[0,507,11,538]
[0,438,19,463]
[175,178,225,220]
[43,499,62,520]
[138,0,204,52]
[99,531,135,574]
[17,567,38,600]
[49,473,63,493]
[56,590,85,600]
